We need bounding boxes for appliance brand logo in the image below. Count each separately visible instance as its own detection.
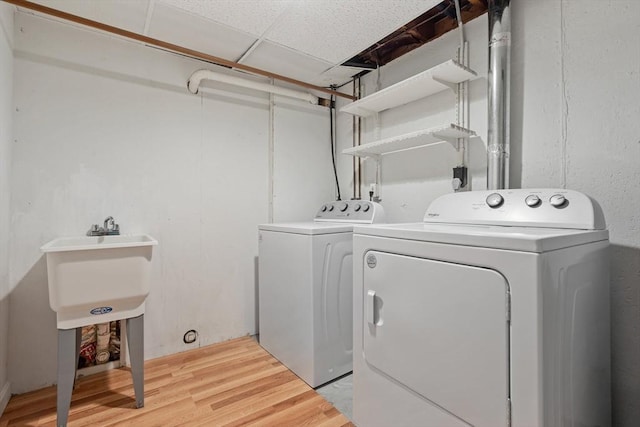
[90,306,113,315]
[366,254,377,268]
[427,212,440,217]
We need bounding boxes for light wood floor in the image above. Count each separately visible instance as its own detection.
[0,336,354,427]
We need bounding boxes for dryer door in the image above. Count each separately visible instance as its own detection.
[363,251,510,427]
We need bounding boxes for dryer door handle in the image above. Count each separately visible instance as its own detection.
[367,290,376,325]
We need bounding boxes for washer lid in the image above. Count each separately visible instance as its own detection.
[259,222,354,235]
[353,223,608,252]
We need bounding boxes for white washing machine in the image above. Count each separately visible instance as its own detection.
[259,200,385,387]
[353,189,611,427]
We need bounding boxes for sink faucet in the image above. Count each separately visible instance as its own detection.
[87,216,120,236]
[104,216,114,232]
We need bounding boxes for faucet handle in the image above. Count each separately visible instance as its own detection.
[87,224,101,236]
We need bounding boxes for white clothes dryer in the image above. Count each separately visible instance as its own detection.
[259,200,384,387]
[352,189,610,427]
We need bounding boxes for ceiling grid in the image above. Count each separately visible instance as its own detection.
[14,0,486,86]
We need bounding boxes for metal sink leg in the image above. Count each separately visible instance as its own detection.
[126,314,145,408]
[56,327,80,427]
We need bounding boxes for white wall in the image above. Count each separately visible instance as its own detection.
[272,98,335,222]
[355,15,488,223]
[8,12,333,393]
[349,1,640,425]
[0,1,13,417]
[6,2,640,424]
[513,1,640,424]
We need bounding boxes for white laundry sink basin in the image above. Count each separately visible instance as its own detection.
[41,234,158,329]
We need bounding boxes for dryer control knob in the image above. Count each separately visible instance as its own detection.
[321,205,328,212]
[550,194,567,208]
[486,193,504,208]
[354,204,362,212]
[328,204,335,211]
[362,204,371,212]
[525,195,541,207]
[337,202,348,212]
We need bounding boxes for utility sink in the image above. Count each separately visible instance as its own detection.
[41,234,158,329]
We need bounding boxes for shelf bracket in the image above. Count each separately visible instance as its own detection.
[346,152,381,161]
[432,132,462,149]
[433,77,458,92]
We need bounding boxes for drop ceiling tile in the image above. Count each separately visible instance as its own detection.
[26,0,450,89]
[148,2,258,62]
[32,0,150,33]
[157,0,292,38]
[266,0,442,64]
[240,40,337,86]
[321,64,369,84]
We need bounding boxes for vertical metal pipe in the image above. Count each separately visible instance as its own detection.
[487,0,511,190]
[268,83,275,222]
[453,0,465,51]
[353,76,362,200]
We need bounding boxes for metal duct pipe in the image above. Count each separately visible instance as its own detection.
[487,0,511,190]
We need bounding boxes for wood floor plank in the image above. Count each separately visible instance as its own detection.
[315,416,355,427]
[201,381,312,425]
[193,367,294,407]
[0,337,353,427]
[104,396,198,427]
[187,356,279,395]
[227,390,326,427]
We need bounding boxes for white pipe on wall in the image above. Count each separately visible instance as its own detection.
[187,69,319,105]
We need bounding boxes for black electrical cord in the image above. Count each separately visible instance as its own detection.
[323,79,353,90]
[329,92,342,201]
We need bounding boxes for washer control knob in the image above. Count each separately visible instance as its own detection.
[550,194,567,208]
[486,193,504,208]
[525,195,541,207]
[328,204,335,211]
[321,205,328,212]
[362,204,371,212]
[354,203,362,212]
[337,202,348,212]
